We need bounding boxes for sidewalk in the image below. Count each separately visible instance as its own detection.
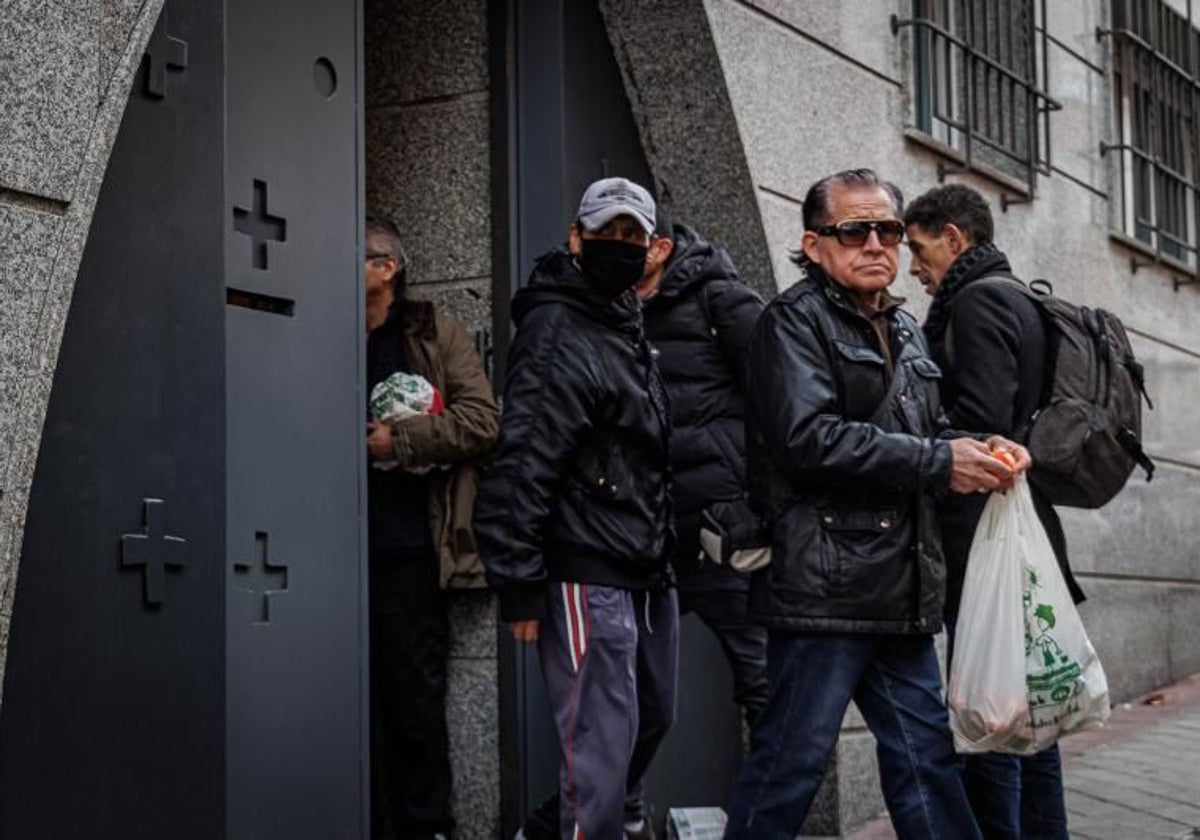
[848,673,1200,839]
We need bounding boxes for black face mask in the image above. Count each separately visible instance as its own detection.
[578,238,649,299]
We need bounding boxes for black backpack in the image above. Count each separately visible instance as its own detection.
[974,278,1155,508]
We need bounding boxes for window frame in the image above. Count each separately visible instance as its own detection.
[893,0,1062,202]
[1104,0,1200,280]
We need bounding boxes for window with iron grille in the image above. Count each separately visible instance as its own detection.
[893,0,1060,197]
[1106,0,1199,269]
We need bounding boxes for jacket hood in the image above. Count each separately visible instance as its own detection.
[656,224,738,297]
[511,248,641,330]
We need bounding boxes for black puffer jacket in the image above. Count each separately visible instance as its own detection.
[476,249,674,622]
[924,243,1084,618]
[642,225,764,566]
[746,264,957,634]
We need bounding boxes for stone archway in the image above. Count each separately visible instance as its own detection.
[0,0,167,700]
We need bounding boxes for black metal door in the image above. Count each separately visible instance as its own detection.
[0,3,226,837]
[223,0,367,837]
[2,1,368,836]
[495,0,744,831]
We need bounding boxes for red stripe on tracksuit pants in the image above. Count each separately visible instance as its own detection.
[535,581,679,840]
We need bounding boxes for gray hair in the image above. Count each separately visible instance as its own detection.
[365,216,409,292]
[802,168,903,229]
[791,169,904,266]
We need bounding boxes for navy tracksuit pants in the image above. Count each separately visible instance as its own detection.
[534,582,679,840]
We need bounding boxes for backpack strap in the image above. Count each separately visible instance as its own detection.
[942,274,1027,368]
[943,275,1044,443]
[1117,427,1156,482]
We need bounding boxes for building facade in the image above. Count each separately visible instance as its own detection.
[0,0,1197,836]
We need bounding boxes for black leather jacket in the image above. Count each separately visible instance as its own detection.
[745,264,958,634]
[476,250,674,622]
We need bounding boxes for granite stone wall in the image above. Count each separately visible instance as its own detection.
[599,0,777,300]
[0,0,166,701]
[364,1,500,836]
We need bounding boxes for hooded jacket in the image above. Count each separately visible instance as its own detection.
[475,249,674,622]
[641,224,764,567]
[745,263,957,634]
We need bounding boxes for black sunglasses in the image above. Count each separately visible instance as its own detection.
[813,219,905,247]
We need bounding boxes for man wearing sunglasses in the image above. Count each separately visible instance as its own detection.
[724,169,1027,839]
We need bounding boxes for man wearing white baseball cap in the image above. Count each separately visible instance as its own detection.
[477,177,678,840]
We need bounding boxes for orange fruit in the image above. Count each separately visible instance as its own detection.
[993,450,1017,469]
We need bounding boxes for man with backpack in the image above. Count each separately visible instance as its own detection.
[636,212,769,732]
[905,184,1083,839]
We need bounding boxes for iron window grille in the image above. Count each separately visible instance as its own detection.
[893,0,1061,202]
[1102,0,1200,276]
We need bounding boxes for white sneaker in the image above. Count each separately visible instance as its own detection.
[624,818,655,840]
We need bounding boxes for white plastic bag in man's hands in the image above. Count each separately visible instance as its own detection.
[947,481,1030,752]
[1015,479,1109,751]
[949,477,1110,754]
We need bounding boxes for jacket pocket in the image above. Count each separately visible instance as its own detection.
[572,437,629,502]
[767,503,832,601]
[832,340,888,420]
[904,357,943,432]
[816,506,900,595]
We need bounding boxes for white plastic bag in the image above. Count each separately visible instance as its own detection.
[947,480,1029,752]
[948,476,1110,755]
[369,372,442,473]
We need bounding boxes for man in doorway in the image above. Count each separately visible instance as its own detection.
[476,177,677,840]
[636,211,769,729]
[364,217,499,840]
[905,183,1082,839]
[723,169,1026,839]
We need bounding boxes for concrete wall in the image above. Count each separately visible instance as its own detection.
[364,1,500,836]
[696,0,1200,692]
[0,0,166,696]
[686,0,1200,828]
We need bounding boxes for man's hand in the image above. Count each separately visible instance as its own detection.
[985,435,1032,476]
[367,421,394,460]
[509,620,539,643]
[948,437,1013,495]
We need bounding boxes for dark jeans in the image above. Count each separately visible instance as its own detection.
[946,623,1070,839]
[962,747,1068,839]
[724,632,981,840]
[370,551,453,840]
[677,566,768,728]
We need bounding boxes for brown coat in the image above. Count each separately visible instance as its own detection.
[392,300,499,588]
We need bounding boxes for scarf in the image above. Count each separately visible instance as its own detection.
[922,241,1013,359]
